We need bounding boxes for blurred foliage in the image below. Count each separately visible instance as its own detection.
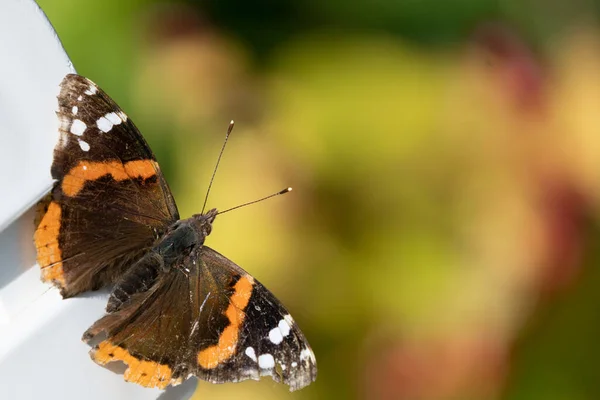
[36,0,600,399]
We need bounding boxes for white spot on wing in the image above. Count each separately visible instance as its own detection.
[77,95,83,101]
[78,139,90,152]
[82,165,87,171]
[278,318,291,337]
[291,362,298,368]
[96,116,112,133]
[105,112,122,125]
[300,349,309,360]
[258,354,275,369]
[245,347,257,362]
[300,348,315,363]
[72,106,78,115]
[84,83,97,95]
[269,327,284,344]
[70,119,86,136]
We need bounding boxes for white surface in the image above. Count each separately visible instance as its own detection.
[0,0,73,231]
[0,1,196,398]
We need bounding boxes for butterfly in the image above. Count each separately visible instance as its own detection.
[33,73,317,391]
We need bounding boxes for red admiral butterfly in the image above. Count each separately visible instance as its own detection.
[34,74,317,391]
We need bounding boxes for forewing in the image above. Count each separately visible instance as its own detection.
[34,74,179,297]
[193,247,317,391]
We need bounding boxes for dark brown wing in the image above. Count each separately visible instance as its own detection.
[193,247,317,391]
[34,74,179,297]
[83,246,317,391]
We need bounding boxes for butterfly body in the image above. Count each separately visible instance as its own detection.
[34,74,316,391]
[104,209,216,313]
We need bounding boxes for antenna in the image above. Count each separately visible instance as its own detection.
[202,120,234,214]
[217,187,292,215]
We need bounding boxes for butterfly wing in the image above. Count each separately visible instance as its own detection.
[83,246,317,391]
[193,247,317,390]
[34,74,179,297]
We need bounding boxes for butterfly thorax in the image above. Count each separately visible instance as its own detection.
[153,208,218,271]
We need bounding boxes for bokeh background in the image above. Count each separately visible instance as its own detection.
[35,0,600,399]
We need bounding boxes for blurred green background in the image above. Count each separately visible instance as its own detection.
[36,0,600,399]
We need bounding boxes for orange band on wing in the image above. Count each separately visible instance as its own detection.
[62,159,157,197]
[34,201,65,287]
[197,275,255,369]
[93,341,180,389]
